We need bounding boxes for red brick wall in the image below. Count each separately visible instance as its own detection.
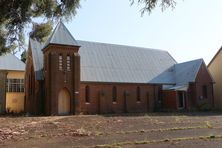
[25,47,40,114]
[43,45,80,115]
[187,63,214,110]
[162,90,177,110]
[26,43,162,115]
[79,83,160,114]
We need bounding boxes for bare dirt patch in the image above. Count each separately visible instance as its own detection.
[0,112,222,147]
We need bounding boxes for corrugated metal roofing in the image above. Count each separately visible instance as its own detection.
[30,39,177,83]
[43,21,79,48]
[0,53,25,71]
[30,22,178,82]
[29,22,206,85]
[175,59,203,86]
[78,40,177,83]
[149,66,175,84]
[30,39,44,80]
[151,59,204,89]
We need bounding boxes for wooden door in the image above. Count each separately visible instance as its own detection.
[58,88,70,115]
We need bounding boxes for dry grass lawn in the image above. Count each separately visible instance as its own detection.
[0,112,222,147]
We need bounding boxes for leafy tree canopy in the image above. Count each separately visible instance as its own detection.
[130,0,176,15]
[0,0,80,55]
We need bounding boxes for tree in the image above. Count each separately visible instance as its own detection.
[0,0,177,55]
[0,0,80,55]
[130,0,176,15]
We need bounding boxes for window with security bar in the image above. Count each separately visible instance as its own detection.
[67,55,71,71]
[6,79,24,92]
[59,54,63,71]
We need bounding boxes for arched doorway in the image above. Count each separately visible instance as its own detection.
[58,88,71,115]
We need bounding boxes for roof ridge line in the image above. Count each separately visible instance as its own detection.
[77,40,169,52]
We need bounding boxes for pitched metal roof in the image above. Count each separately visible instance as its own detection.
[149,66,175,84]
[30,22,178,82]
[29,22,207,85]
[0,53,25,71]
[30,39,177,82]
[78,40,177,83]
[150,59,204,88]
[43,21,79,48]
[29,39,44,80]
[175,59,203,86]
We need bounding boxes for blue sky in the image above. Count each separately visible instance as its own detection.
[61,0,221,64]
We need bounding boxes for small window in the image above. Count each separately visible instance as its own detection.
[202,85,208,98]
[112,86,117,102]
[66,55,71,71]
[59,54,63,71]
[6,79,24,92]
[137,87,141,102]
[85,85,90,103]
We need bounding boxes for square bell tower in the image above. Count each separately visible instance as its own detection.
[42,22,80,115]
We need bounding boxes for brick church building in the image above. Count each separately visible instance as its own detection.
[25,22,214,115]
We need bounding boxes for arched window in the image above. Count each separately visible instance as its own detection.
[85,85,90,103]
[59,54,63,71]
[66,55,71,71]
[137,86,141,102]
[112,86,117,102]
